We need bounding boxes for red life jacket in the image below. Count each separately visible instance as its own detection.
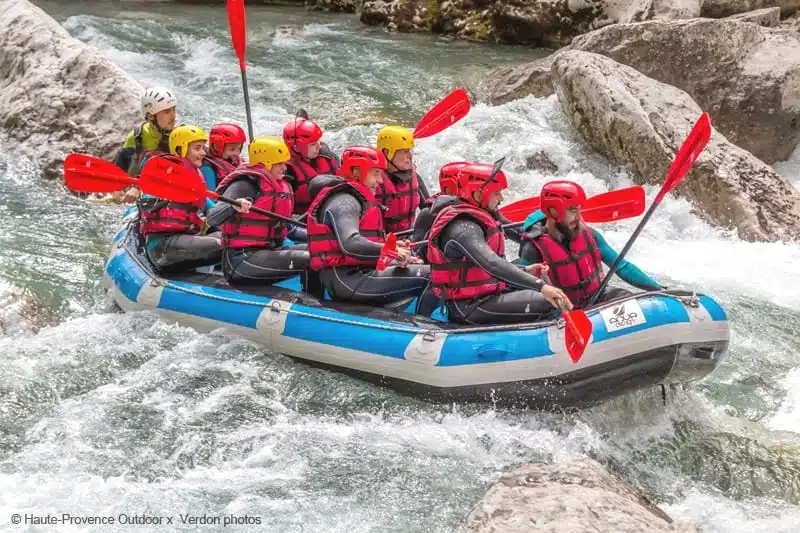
[528,224,603,309]
[138,155,205,236]
[306,179,385,271]
[216,165,294,249]
[285,143,338,215]
[427,202,507,301]
[202,153,238,182]
[377,166,420,233]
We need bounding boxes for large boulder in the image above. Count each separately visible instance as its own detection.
[701,0,800,18]
[484,18,800,164]
[0,0,143,180]
[360,0,702,46]
[463,458,698,533]
[550,50,800,243]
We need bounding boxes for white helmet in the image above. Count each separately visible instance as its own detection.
[141,86,177,118]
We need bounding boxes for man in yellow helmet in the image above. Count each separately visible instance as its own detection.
[205,136,309,284]
[137,125,223,273]
[375,125,430,233]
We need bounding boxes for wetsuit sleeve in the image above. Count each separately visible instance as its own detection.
[497,212,522,243]
[287,224,307,242]
[440,218,545,292]
[112,130,138,171]
[321,192,384,259]
[517,239,543,267]
[592,228,662,290]
[205,179,258,228]
[411,206,434,243]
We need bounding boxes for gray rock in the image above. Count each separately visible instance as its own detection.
[725,6,781,25]
[701,0,800,18]
[463,458,698,533]
[550,50,800,243]
[485,18,800,164]
[0,0,143,180]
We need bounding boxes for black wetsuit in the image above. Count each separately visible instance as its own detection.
[434,216,557,325]
[315,189,435,310]
[144,232,223,273]
[411,195,522,256]
[206,179,309,284]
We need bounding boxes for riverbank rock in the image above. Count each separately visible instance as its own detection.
[359,0,702,46]
[701,0,800,18]
[0,0,142,180]
[551,50,800,242]
[305,0,360,12]
[484,18,800,164]
[725,6,781,25]
[464,458,698,533]
[0,281,57,336]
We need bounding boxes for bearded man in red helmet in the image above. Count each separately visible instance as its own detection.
[519,180,663,308]
[426,162,570,325]
[305,146,432,307]
[282,116,340,215]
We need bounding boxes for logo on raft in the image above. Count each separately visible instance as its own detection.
[599,299,646,332]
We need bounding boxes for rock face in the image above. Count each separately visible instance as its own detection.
[725,6,781,25]
[551,50,800,242]
[360,0,702,46]
[0,0,143,180]
[701,0,800,18]
[305,0,360,12]
[484,19,800,164]
[464,458,698,533]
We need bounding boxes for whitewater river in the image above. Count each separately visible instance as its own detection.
[1,1,799,531]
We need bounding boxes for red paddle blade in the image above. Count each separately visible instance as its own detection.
[376,233,399,272]
[499,197,541,223]
[139,157,208,204]
[656,112,712,203]
[562,309,592,363]
[413,88,471,139]
[226,0,247,70]
[63,153,138,193]
[582,186,646,223]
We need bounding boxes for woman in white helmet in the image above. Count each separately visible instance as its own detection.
[113,86,178,180]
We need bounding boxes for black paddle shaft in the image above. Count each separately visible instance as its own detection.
[216,196,306,228]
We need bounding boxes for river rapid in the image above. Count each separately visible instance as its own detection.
[1,1,799,531]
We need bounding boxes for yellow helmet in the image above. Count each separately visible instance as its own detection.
[376,125,415,161]
[169,125,207,157]
[249,136,291,168]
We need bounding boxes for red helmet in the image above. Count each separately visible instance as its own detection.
[208,123,246,157]
[540,180,587,221]
[338,146,387,183]
[438,161,469,195]
[458,162,509,209]
[283,118,323,156]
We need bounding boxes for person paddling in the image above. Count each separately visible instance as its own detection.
[518,180,663,307]
[205,137,309,284]
[426,162,570,325]
[137,125,222,273]
[375,126,430,233]
[305,146,432,307]
[199,123,247,212]
[282,117,340,215]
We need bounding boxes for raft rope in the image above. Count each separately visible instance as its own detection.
[119,229,702,338]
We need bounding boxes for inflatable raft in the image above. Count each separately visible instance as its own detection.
[104,220,730,408]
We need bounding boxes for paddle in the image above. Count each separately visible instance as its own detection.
[138,157,306,228]
[226,0,254,141]
[63,153,139,193]
[499,185,647,224]
[376,233,592,360]
[587,112,712,306]
[413,88,471,139]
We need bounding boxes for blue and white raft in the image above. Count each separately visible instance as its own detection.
[104,221,730,408]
